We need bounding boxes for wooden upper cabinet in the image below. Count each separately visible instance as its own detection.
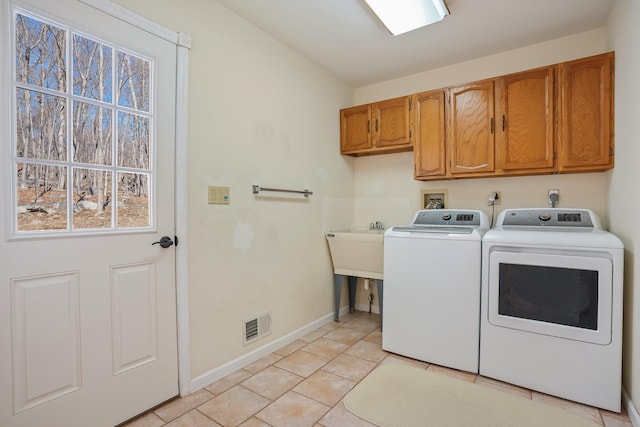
[374,97,411,148]
[340,96,412,156]
[340,104,372,153]
[340,52,614,177]
[558,52,614,172]
[449,81,495,175]
[496,67,555,173]
[413,90,446,179]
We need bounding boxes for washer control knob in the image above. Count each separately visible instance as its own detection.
[442,214,452,221]
[539,213,551,221]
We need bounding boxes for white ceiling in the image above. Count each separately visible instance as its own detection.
[214,0,615,87]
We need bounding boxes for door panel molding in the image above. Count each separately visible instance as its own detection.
[111,262,158,375]
[11,272,81,414]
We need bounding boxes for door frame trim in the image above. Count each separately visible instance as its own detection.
[79,0,192,396]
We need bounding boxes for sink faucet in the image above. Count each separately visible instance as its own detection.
[369,221,384,230]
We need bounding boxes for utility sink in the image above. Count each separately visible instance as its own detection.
[325,228,384,280]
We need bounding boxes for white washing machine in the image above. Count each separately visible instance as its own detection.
[480,208,623,412]
[383,209,489,373]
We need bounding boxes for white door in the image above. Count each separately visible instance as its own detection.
[0,1,179,426]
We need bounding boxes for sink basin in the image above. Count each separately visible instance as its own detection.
[325,228,384,279]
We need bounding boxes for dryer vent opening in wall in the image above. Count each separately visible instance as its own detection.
[243,313,272,345]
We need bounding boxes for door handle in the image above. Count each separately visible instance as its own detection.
[152,236,175,248]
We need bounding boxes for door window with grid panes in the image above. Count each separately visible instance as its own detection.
[13,9,154,234]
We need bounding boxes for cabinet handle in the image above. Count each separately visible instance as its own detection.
[490,117,495,134]
[368,120,370,133]
[376,119,379,132]
[502,115,506,131]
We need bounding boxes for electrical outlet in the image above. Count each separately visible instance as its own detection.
[488,191,501,206]
[548,189,559,205]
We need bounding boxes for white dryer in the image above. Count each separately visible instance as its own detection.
[383,209,489,373]
[480,208,623,412]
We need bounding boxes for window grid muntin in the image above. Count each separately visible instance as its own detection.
[11,7,155,236]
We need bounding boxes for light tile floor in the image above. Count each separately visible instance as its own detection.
[124,311,633,427]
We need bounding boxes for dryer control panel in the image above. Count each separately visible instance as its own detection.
[499,209,597,228]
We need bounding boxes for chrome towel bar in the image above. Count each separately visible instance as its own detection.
[252,185,313,197]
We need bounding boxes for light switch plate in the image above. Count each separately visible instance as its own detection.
[208,186,230,204]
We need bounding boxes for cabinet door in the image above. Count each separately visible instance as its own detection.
[340,104,372,153]
[558,52,614,172]
[449,81,495,175]
[497,67,555,173]
[413,90,446,179]
[374,96,411,148]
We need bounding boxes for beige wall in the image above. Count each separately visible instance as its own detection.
[607,0,640,416]
[353,28,609,104]
[112,0,355,378]
[350,29,612,309]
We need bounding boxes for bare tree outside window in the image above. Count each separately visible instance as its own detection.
[14,10,153,233]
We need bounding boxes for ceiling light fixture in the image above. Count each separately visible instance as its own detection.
[364,0,449,36]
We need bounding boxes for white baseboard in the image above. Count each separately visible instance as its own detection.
[189,308,349,393]
[623,387,640,427]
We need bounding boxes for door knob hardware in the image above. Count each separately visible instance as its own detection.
[152,236,174,248]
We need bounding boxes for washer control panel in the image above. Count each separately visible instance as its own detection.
[500,209,596,228]
[412,209,483,226]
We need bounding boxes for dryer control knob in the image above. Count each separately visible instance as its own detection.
[539,213,551,221]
